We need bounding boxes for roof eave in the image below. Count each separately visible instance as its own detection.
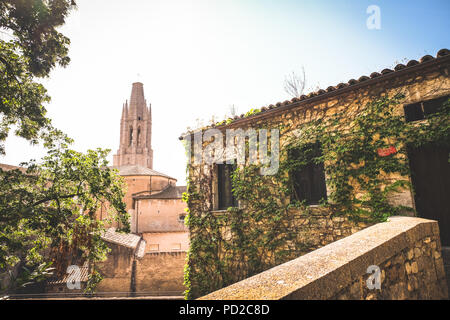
[179,52,450,139]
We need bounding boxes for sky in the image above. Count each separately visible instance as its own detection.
[1,0,449,184]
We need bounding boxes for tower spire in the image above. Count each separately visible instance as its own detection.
[113,82,154,169]
[129,82,145,120]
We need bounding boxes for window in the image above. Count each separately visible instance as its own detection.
[404,95,449,122]
[148,244,159,251]
[178,214,186,222]
[137,127,141,146]
[129,128,133,146]
[217,163,238,210]
[289,143,327,205]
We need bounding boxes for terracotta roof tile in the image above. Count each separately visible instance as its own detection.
[437,48,449,57]
[358,75,370,82]
[133,185,186,200]
[406,59,419,67]
[113,165,175,180]
[101,228,142,249]
[419,54,434,63]
[394,64,406,71]
[47,261,89,285]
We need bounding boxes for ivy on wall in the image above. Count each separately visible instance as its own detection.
[183,94,450,299]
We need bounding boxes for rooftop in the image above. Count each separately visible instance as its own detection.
[100,228,142,249]
[180,48,449,138]
[0,163,27,173]
[113,165,176,180]
[133,185,186,200]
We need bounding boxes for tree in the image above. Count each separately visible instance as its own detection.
[0,1,130,294]
[0,132,130,294]
[283,67,306,99]
[0,0,76,154]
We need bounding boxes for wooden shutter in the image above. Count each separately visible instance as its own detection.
[290,144,327,205]
[218,163,237,210]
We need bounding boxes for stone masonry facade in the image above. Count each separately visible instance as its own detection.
[334,233,448,299]
[200,217,448,300]
[184,49,450,297]
[113,82,154,169]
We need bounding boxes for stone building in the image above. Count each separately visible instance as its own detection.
[181,48,450,298]
[95,82,188,295]
[108,82,189,254]
[113,82,153,169]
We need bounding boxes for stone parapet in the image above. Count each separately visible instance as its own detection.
[199,217,448,300]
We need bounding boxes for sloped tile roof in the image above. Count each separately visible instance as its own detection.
[47,261,89,285]
[179,48,450,137]
[113,165,176,180]
[133,185,186,200]
[0,163,28,173]
[101,228,142,249]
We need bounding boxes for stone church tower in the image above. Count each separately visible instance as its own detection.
[113,82,153,169]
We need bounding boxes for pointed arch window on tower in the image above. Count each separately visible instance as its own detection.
[129,127,133,146]
[137,127,141,146]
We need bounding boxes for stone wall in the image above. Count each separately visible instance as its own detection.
[96,243,135,293]
[185,52,450,298]
[334,233,447,299]
[200,217,448,300]
[142,232,189,252]
[96,242,186,296]
[135,251,186,294]
[285,207,369,249]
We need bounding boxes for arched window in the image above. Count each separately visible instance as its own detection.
[137,127,141,146]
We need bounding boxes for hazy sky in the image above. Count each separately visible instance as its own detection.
[1,0,449,184]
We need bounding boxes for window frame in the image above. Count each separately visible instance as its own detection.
[404,95,449,123]
[289,143,328,206]
[214,162,238,211]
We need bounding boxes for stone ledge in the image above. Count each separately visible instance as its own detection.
[199,216,442,300]
[145,251,187,256]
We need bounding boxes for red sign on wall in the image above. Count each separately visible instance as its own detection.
[377,146,397,157]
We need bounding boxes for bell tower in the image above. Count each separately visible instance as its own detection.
[113,82,153,169]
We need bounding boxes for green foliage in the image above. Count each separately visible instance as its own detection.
[184,94,450,299]
[0,0,76,154]
[244,108,261,117]
[0,1,132,296]
[0,132,130,294]
[284,94,449,222]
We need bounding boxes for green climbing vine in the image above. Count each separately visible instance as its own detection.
[183,93,450,299]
